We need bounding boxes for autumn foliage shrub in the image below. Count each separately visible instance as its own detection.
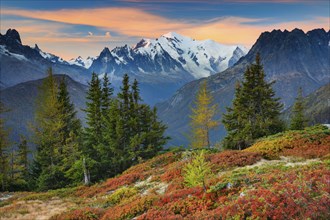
[77,172,144,198]
[208,150,261,170]
[50,207,105,220]
[245,125,330,159]
[101,194,158,220]
[106,187,138,205]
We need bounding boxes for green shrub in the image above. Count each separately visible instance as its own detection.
[107,187,138,205]
[183,150,212,191]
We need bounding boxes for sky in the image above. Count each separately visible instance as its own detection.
[1,0,329,60]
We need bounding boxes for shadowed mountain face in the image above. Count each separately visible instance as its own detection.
[1,75,88,144]
[157,28,330,147]
[282,83,330,125]
[0,29,90,89]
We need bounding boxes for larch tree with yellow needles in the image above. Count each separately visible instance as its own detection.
[190,81,219,149]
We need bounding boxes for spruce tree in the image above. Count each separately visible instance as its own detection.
[98,73,115,179]
[57,77,82,184]
[190,81,219,149]
[101,73,113,116]
[222,54,284,150]
[103,75,168,175]
[83,72,115,181]
[290,87,308,130]
[14,136,30,190]
[83,72,102,156]
[58,77,81,142]
[117,74,131,168]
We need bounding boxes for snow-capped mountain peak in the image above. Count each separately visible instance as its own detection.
[68,55,96,69]
[33,44,68,64]
[90,32,248,80]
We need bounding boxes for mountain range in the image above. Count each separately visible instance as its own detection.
[0,29,246,104]
[157,28,330,146]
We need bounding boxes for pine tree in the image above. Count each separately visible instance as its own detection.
[14,136,30,190]
[96,73,115,178]
[101,73,113,116]
[222,54,284,150]
[82,72,102,182]
[0,101,10,191]
[57,77,82,185]
[32,68,67,190]
[57,77,81,142]
[116,74,131,169]
[102,76,168,176]
[190,81,219,149]
[290,87,308,130]
[83,73,102,155]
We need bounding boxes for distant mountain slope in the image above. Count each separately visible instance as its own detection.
[282,83,330,125]
[1,74,87,144]
[0,29,90,89]
[157,28,330,147]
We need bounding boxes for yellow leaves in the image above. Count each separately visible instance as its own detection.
[190,81,219,149]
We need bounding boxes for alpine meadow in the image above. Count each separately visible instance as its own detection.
[0,0,329,219]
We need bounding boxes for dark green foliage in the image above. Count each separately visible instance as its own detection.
[101,73,113,116]
[290,87,308,130]
[31,68,82,190]
[0,101,10,191]
[102,74,168,176]
[222,54,284,150]
[9,136,30,190]
[82,72,103,182]
[57,77,82,143]
[83,72,102,159]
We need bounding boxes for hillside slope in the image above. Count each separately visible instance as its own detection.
[1,126,329,219]
[1,74,88,143]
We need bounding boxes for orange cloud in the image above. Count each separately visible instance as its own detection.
[2,7,328,59]
[3,7,327,43]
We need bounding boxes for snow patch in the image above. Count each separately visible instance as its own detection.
[0,45,28,61]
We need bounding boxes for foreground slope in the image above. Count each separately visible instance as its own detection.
[1,126,329,219]
[157,28,330,146]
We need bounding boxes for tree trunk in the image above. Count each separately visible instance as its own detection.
[83,157,90,185]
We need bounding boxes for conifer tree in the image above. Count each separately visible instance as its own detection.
[82,73,102,181]
[0,101,10,191]
[14,136,30,189]
[190,81,219,149]
[290,87,308,130]
[57,77,82,184]
[103,75,168,175]
[101,73,113,116]
[83,72,115,181]
[83,73,102,155]
[58,77,81,142]
[32,68,66,190]
[222,54,284,150]
[97,73,115,178]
